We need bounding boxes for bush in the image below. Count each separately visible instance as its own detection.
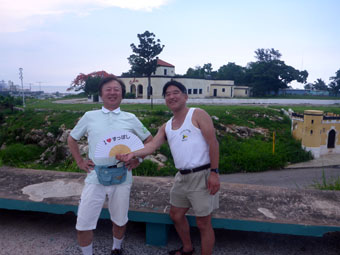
[133,160,177,176]
[0,144,44,166]
[125,93,136,99]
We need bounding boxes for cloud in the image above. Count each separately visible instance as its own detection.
[0,0,170,33]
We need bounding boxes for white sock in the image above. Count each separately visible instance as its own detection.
[80,243,93,255]
[112,237,124,250]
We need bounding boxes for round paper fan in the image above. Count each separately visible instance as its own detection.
[94,130,144,158]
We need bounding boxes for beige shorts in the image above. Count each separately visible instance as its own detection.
[170,169,219,217]
[76,182,131,231]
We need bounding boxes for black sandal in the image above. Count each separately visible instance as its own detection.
[169,246,194,255]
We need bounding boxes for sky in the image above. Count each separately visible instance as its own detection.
[1,0,340,91]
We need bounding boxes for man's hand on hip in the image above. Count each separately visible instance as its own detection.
[77,159,95,173]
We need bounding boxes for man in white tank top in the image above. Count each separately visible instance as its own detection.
[117,81,220,255]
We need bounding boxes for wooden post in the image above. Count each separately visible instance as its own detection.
[272,131,276,154]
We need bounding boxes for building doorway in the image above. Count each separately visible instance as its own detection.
[137,84,143,98]
[213,89,217,97]
[327,129,336,148]
[130,84,136,97]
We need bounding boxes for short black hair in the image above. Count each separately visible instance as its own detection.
[98,76,126,98]
[162,80,187,97]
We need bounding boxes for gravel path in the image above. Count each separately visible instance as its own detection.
[0,209,339,255]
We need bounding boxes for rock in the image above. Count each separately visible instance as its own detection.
[58,129,71,143]
[222,124,269,138]
[155,153,167,163]
[0,143,6,150]
[46,132,54,139]
[145,155,165,168]
[212,116,219,121]
[38,144,72,165]
[24,129,45,143]
[79,144,89,157]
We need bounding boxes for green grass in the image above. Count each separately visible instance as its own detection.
[313,170,340,191]
[0,144,44,166]
[4,97,340,175]
[252,95,340,100]
[275,105,340,115]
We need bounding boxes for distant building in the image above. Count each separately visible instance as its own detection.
[119,59,250,99]
[279,88,330,96]
[291,110,340,158]
[0,80,6,91]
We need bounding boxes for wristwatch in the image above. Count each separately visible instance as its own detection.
[210,168,219,174]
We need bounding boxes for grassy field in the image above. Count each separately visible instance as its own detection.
[3,98,340,176]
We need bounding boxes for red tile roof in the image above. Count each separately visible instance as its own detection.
[157,59,175,67]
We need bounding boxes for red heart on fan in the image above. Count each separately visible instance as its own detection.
[106,138,112,143]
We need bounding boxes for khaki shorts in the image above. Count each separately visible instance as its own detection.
[170,169,219,217]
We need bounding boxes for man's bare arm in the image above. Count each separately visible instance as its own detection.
[67,135,94,173]
[116,124,166,162]
[124,134,153,170]
[194,109,219,169]
[193,108,220,195]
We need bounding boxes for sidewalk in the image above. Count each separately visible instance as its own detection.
[220,154,340,189]
[285,153,340,169]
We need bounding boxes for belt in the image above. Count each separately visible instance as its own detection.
[179,163,211,175]
[107,162,124,168]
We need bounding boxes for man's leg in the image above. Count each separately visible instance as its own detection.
[108,183,131,253]
[112,222,126,239]
[112,222,126,251]
[77,230,93,246]
[77,230,94,255]
[76,183,106,255]
[196,214,214,255]
[169,205,193,253]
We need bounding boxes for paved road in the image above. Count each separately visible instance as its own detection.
[220,166,340,189]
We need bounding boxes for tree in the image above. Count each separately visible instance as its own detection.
[84,76,102,101]
[128,31,164,99]
[329,69,340,96]
[184,63,215,79]
[304,83,313,90]
[0,95,21,111]
[68,71,114,93]
[216,62,246,84]
[254,48,282,62]
[312,78,328,91]
[245,48,308,96]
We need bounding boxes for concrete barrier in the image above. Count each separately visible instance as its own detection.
[1,166,339,246]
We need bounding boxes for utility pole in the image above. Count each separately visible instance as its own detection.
[19,68,25,108]
[36,81,42,91]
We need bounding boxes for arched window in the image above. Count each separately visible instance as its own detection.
[327,129,336,148]
[137,84,143,98]
[130,84,136,95]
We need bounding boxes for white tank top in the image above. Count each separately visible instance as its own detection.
[165,108,210,170]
